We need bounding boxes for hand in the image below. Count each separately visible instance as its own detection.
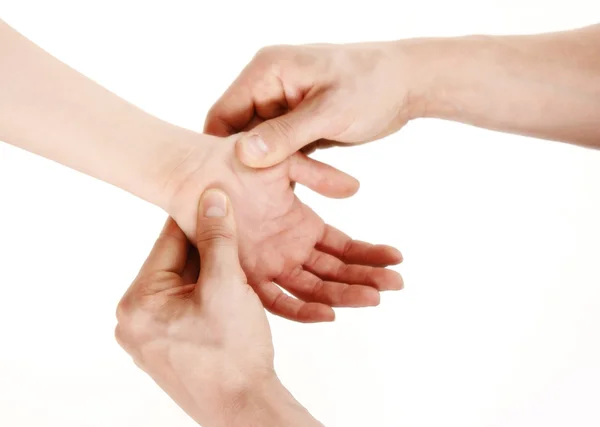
[204,42,421,168]
[165,134,404,323]
[116,189,323,427]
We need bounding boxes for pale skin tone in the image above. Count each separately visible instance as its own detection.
[0,19,404,323]
[116,188,324,427]
[187,24,599,423]
[204,24,600,167]
[3,16,600,427]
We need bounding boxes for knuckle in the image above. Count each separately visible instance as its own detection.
[205,107,237,136]
[114,324,128,349]
[254,45,293,77]
[114,311,137,351]
[255,45,285,62]
[115,294,134,324]
[115,291,149,338]
[263,117,295,147]
[114,304,149,346]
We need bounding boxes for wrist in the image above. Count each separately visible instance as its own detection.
[149,127,213,212]
[159,133,242,240]
[210,373,323,427]
[394,35,496,122]
[382,38,433,121]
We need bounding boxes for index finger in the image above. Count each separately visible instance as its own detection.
[317,224,403,267]
[204,79,255,136]
[204,51,295,136]
[137,218,190,277]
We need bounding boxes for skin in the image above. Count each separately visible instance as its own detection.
[116,189,324,427]
[0,19,404,323]
[191,22,600,424]
[168,137,404,322]
[6,16,599,427]
[204,25,600,168]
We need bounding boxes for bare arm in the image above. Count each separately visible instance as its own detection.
[0,18,398,328]
[411,24,600,148]
[0,19,194,207]
[205,24,600,169]
[0,20,325,425]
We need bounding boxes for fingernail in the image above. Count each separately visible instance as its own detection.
[203,189,227,218]
[242,135,269,159]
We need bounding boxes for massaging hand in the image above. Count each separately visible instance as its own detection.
[166,134,403,322]
[204,42,418,167]
[116,190,323,427]
[0,21,403,323]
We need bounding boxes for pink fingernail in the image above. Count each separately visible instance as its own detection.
[203,190,227,218]
[243,135,269,159]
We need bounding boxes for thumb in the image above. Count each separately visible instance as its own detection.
[236,98,330,168]
[195,189,244,290]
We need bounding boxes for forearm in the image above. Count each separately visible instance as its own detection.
[218,377,324,427]
[158,372,324,427]
[0,19,195,207]
[405,24,600,148]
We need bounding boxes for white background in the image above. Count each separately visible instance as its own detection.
[1,1,599,426]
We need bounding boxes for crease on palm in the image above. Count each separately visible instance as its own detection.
[187,136,403,323]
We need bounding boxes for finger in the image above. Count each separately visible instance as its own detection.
[304,250,403,291]
[235,96,331,169]
[254,281,335,323]
[138,218,190,277]
[318,225,403,267]
[195,189,245,295]
[251,72,291,120]
[204,78,255,136]
[180,247,200,285]
[241,114,265,132]
[300,139,339,156]
[277,267,381,307]
[205,46,312,137]
[288,152,359,199]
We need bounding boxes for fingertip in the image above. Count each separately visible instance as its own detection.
[396,273,405,290]
[371,245,403,266]
[387,247,404,264]
[368,290,382,306]
[324,175,361,199]
[195,188,238,252]
[340,175,360,198]
[320,306,336,322]
[375,269,405,291]
[301,304,336,323]
[236,133,279,169]
[290,155,360,199]
[199,188,229,219]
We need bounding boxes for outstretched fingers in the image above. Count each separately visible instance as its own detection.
[276,266,381,308]
[253,281,335,323]
[303,249,403,291]
[317,224,403,267]
[288,152,359,199]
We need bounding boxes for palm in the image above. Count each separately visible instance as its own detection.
[229,155,321,277]
[174,136,404,322]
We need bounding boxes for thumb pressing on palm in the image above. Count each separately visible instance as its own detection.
[194,188,246,299]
